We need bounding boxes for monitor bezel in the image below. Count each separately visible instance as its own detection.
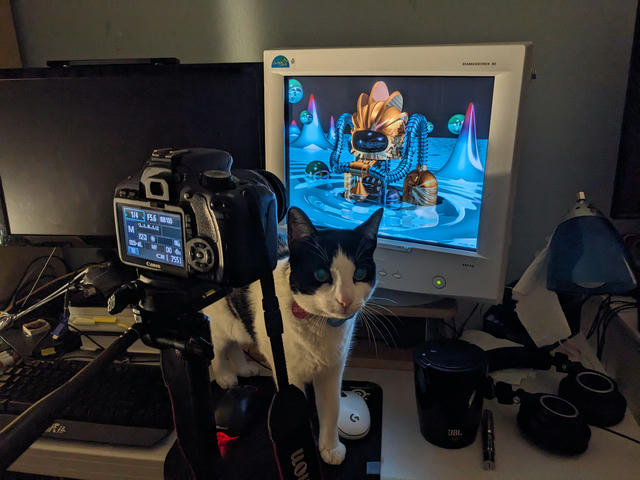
[264,44,532,302]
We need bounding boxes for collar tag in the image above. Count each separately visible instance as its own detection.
[327,317,348,327]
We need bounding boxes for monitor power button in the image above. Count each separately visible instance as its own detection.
[432,276,446,289]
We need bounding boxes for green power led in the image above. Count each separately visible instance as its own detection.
[432,276,446,289]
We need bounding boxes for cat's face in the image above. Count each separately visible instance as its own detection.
[287,207,383,319]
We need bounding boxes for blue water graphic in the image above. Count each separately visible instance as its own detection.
[288,137,488,250]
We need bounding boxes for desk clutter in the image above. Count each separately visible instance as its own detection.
[203,378,383,480]
[413,335,629,457]
[0,355,382,480]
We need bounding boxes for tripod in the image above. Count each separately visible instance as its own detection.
[108,273,230,478]
[0,272,230,478]
[0,267,323,480]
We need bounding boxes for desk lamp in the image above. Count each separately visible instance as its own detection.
[547,192,638,333]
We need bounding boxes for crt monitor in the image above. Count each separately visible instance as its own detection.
[0,61,264,247]
[264,44,532,303]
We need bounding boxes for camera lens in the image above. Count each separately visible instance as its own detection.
[233,169,287,222]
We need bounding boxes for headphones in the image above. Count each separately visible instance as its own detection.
[485,347,627,455]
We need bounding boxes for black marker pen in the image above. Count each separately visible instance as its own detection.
[482,409,495,470]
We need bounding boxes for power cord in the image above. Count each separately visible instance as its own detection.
[594,425,640,445]
[2,251,68,311]
[66,323,106,351]
[587,296,639,358]
[456,303,479,337]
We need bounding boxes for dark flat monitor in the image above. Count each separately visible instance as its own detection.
[612,6,640,219]
[0,61,264,246]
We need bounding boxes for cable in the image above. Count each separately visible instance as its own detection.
[440,320,458,337]
[3,270,78,314]
[593,425,640,445]
[0,269,89,334]
[67,323,106,351]
[2,254,68,311]
[597,304,638,358]
[4,261,108,314]
[587,296,639,358]
[457,303,479,337]
[18,248,58,312]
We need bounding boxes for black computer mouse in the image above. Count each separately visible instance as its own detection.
[214,385,265,437]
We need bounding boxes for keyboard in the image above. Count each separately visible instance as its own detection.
[0,359,174,447]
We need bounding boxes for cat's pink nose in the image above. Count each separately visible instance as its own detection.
[337,297,353,310]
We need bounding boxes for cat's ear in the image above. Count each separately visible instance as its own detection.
[355,208,383,241]
[287,207,317,245]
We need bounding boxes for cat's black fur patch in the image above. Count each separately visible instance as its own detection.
[287,208,382,295]
[225,286,255,340]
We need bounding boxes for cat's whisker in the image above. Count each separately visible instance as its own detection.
[313,314,321,332]
[366,301,400,318]
[304,238,330,262]
[373,315,398,348]
[357,312,373,350]
[354,238,367,262]
[367,314,395,349]
[362,306,396,338]
[361,307,397,348]
[369,295,399,305]
[361,310,384,356]
[362,315,378,357]
[364,304,402,334]
[365,302,403,329]
[357,312,372,349]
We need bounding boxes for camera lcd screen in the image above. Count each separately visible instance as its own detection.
[120,206,184,267]
[284,76,494,252]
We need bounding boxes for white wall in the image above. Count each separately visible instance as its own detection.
[10,0,640,283]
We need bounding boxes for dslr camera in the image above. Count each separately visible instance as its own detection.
[114,148,286,287]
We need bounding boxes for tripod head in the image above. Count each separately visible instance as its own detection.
[108,273,230,357]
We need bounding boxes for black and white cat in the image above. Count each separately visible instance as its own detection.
[204,206,382,465]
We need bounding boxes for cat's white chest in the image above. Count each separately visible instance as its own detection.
[282,316,354,381]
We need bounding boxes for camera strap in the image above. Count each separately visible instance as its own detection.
[248,192,324,480]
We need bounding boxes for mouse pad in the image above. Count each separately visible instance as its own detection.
[185,377,383,480]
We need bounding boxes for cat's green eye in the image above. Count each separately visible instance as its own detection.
[354,267,367,282]
[314,268,330,283]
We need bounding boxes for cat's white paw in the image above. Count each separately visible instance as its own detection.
[213,373,238,389]
[236,361,262,377]
[319,441,346,465]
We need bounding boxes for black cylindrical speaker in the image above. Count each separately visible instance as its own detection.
[413,339,488,448]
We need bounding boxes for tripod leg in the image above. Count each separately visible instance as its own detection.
[161,348,221,479]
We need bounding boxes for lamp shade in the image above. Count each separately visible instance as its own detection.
[547,193,638,295]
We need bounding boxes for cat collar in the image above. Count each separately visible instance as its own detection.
[291,301,347,327]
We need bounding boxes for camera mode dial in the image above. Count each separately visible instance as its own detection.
[186,237,216,273]
[202,170,234,190]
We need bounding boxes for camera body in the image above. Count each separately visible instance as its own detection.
[114,148,284,287]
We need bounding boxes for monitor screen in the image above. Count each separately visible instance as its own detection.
[0,62,264,245]
[284,76,494,251]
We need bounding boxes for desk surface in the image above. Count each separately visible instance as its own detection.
[9,335,640,480]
